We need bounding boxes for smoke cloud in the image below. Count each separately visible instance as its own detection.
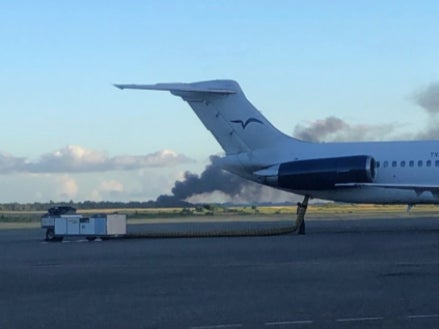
[414,82,439,114]
[294,82,439,143]
[293,116,399,142]
[293,116,346,142]
[171,156,245,200]
[155,155,297,205]
[412,83,439,139]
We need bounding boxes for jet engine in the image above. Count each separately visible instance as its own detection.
[257,155,376,190]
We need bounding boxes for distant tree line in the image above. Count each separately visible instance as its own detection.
[0,199,193,211]
[0,199,296,212]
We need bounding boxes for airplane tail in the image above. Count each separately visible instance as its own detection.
[115,80,295,155]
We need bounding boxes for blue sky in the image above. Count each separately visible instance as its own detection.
[1,1,439,202]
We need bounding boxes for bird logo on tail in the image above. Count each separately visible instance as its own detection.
[230,118,264,129]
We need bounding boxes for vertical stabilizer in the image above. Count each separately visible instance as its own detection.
[115,80,295,154]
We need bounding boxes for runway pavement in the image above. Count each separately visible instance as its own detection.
[1,216,439,329]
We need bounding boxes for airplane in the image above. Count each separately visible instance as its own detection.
[115,79,439,234]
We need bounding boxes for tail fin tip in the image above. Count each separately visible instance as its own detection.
[113,80,238,95]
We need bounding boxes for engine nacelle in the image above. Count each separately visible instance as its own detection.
[277,155,376,190]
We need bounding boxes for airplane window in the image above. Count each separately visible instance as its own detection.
[383,161,389,168]
[376,161,380,168]
[401,161,406,167]
[427,160,432,167]
[409,160,414,167]
[392,161,397,167]
[436,160,439,167]
[418,160,423,167]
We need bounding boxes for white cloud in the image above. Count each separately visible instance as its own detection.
[90,179,126,201]
[99,179,124,192]
[0,173,81,203]
[56,175,79,200]
[0,169,189,203]
[0,146,203,203]
[0,152,26,173]
[0,145,195,174]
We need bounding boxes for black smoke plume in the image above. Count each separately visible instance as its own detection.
[171,156,246,200]
[154,155,247,205]
[293,116,399,142]
[414,82,439,114]
[294,82,439,143]
[294,116,347,142]
[413,83,439,139]
[155,155,294,205]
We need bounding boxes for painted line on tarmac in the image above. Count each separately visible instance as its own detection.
[265,320,313,326]
[407,314,439,319]
[190,324,243,329]
[192,313,439,328]
[336,316,383,322]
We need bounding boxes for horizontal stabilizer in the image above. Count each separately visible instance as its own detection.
[114,83,236,95]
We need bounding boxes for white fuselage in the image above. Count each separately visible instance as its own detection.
[222,139,439,204]
[116,79,439,205]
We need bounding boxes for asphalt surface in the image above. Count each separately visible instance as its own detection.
[1,217,439,329]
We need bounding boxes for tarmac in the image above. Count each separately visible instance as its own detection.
[1,216,439,329]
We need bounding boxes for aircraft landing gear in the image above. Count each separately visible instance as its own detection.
[295,195,309,235]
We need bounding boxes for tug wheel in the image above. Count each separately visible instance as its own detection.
[45,229,55,241]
